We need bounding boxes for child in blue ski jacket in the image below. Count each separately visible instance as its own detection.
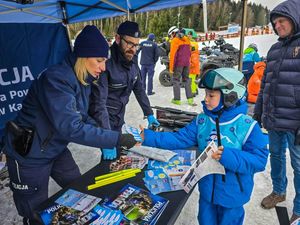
[142,68,269,225]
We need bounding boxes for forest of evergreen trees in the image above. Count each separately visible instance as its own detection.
[68,0,270,40]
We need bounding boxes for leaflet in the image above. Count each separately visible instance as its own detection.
[147,149,196,170]
[144,166,190,194]
[179,141,225,193]
[129,146,177,162]
[122,124,143,142]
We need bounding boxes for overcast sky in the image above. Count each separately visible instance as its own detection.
[234,0,285,10]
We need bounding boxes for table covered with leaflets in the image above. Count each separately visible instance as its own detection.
[36,149,198,225]
[35,107,201,225]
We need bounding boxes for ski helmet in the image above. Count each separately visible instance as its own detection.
[168,26,179,36]
[248,43,258,52]
[199,68,247,108]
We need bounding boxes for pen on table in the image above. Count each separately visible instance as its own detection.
[94,168,141,181]
[95,170,139,184]
[87,172,138,190]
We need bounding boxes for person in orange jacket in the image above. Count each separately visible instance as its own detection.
[168,27,195,106]
[247,61,266,116]
[189,39,200,97]
[247,61,266,103]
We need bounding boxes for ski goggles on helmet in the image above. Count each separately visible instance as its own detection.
[199,69,234,90]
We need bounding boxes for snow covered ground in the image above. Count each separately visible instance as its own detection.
[0,34,294,225]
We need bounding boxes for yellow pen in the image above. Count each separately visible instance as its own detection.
[94,168,140,181]
[95,171,139,184]
[87,172,136,190]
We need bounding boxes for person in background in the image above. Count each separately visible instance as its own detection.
[253,0,300,223]
[246,61,266,116]
[159,37,170,57]
[242,43,261,82]
[168,27,195,106]
[141,68,268,225]
[89,21,160,161]
[137,33,160,96]
[188,33,200,98]
[106,37,113,47]
[243,43,261,63]
[3,25,136,225]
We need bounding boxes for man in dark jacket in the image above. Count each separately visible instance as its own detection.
[89,21,160,160]
[137,33,160,95]
[253,0,300,223]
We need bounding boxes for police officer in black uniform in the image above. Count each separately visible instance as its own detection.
[137,33,160,95]
[89,21,160,160]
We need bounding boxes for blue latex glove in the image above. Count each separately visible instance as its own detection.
[147,115,160,129]
[102,147,117,160]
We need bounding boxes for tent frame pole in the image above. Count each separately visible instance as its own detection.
[59,1,73,51]
[238,0,248,71]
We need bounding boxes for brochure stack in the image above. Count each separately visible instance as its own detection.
[103,183,169,225]
[143,149,196,194]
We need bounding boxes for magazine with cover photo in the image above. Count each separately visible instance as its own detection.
[103,183,169,225]
[55,189,102,213]
[39,203,100,225]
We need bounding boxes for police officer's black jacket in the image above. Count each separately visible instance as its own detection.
[89,42,153,131]
[137,39,160,65]
[4,54,120,165]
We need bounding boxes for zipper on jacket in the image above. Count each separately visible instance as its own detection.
[41,131,53,150]
[235,172,244,192]
[211,174,215,203]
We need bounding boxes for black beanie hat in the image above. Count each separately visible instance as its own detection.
[117,21,141,38]
[74,25,109,58]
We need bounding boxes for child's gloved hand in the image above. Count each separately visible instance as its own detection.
[147,115,160,128]
[119,134,137,149]
[102,147,117,160]
[211,146,224,161]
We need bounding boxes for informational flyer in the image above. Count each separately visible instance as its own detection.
[179,141,225,193]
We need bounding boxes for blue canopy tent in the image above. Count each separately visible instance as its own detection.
[0,0,215,23]
[0,0,214,142]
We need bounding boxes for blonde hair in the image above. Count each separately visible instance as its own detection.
[74,58,88,86]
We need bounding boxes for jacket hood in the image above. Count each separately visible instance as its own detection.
[175,36,190,45]
[270,0,300,38]
[243,47,256,54]
[254,61,266,71]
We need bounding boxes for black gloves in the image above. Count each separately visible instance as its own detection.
[252,114,262,127]
[119,133,137,150]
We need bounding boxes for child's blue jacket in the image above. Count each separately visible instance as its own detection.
[143,101,269,208]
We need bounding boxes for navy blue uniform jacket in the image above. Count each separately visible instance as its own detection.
[137,39,160,65]
[3,54,120,165]
[89,42,153,131]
